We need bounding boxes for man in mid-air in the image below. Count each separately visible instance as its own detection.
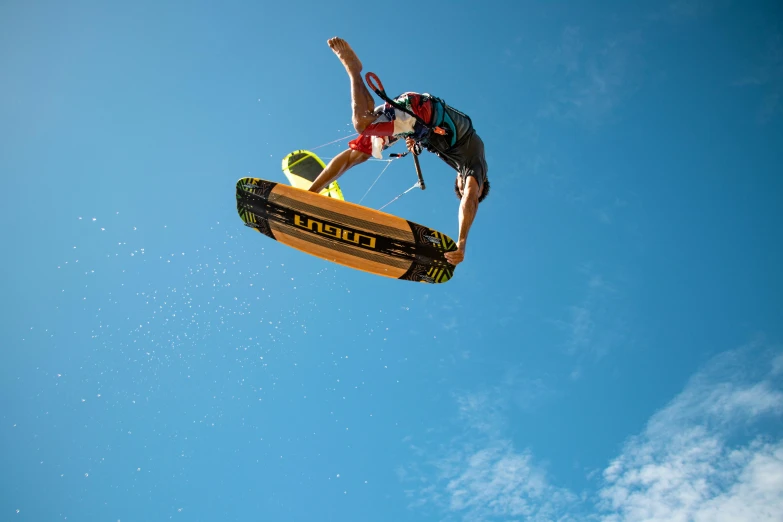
[308,37,489,266]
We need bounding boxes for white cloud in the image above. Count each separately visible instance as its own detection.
[692,441,783,522]
[401,343,783,522]
[597,345,783,521]
[401,383,578,521]
[598,435,783,522]
[442,441,579,522]
[455,390,507,436]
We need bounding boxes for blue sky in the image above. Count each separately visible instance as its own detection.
[2,1,782,521]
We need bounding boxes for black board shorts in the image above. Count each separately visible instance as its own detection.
[438,130,488,191]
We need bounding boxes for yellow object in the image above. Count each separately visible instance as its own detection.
[282,150,344,200]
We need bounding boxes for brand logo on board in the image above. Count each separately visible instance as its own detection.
[294,214,377,249]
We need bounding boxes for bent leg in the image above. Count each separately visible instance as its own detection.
[328,37,376,133]
[308,148,370,194]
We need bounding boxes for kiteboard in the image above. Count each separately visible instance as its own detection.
[235,176,458,284]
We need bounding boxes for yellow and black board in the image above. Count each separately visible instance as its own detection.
[236,178,458,284]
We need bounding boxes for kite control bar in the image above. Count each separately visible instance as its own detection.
[411,143,425,190]
[388,143,425,190]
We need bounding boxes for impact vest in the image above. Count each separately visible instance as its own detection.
[418,95,475,154]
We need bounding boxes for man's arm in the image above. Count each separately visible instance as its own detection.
[309,148,370,193]
[444,176,481,266]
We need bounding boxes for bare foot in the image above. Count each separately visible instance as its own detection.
[328,37,362,74]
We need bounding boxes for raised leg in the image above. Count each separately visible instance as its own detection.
[328,37,376,133]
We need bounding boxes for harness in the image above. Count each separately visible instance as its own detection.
[364,72,473,191]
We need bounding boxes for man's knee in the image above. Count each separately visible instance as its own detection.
[353,116,373,134]
[349,149,371,165]
[353,107,377,134]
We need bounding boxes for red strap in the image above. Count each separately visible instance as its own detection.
[365,72,384,95]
